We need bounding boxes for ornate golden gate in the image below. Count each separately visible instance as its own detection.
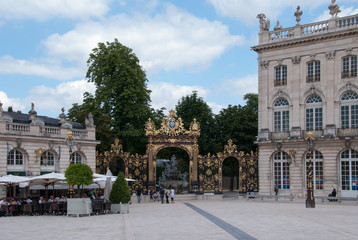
[198,140,258,193]
[145,109,200,192]
[96,110,258,194]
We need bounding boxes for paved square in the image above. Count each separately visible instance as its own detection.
[1,199,357,240]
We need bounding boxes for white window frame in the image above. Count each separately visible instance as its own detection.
[7,149,25,171]
[273,151,290,190]
[307,61,320,82]
[71,152,83,164]
[342,55,357,78]
[274,65,287,86]
[340,149,358,197]
[305,95,323,130]
[40,150,56,172]
[273,98,289,132]
[340,91,358,129]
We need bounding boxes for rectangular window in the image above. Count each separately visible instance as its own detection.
[274,111,281,132]
[307,61,320,82]
[342,56,357,78]
[315,108,323,130]
[341,161,350,190]
[275,66,287,86]
[306,108,314,130]
[352,105,358,128]
[341,105,350,128]
[274,110,289,132]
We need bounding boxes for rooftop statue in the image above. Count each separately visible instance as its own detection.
[329,0,341,18]
[294,6,303,24]
[274,21,282,31]
[257,13,270,31]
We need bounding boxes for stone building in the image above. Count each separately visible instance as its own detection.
[0,102,99,197]
[252,2,358,198]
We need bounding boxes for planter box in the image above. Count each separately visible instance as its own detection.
[111,203,129,214]
[67,198,92,217]
[120,203,129,214]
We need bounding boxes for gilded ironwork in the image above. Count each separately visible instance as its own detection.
[145,110,201,192]
[198,140,258,193]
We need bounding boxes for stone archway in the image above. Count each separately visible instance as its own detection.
[145,109,200,192]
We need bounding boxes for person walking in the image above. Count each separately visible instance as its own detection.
[159,187,165,204]
[170,187,175,203]
[136,189,142,203]
[165,188,170,204]
[274,184,278,196]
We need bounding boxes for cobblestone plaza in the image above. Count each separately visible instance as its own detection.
[1,198,357,240]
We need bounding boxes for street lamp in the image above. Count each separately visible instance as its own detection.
[66,130,75,198]
[305,131,315,208]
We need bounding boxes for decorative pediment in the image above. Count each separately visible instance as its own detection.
[224,139,237,154]
[145,109,200,137]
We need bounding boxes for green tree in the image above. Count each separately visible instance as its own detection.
[109,172,131,204]
[176,91,221,155]
[65,164,93,197]
[68,39,152,154]
[216,93,258,152]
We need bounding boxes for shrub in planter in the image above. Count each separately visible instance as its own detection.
[110,172,131,204]
[65,164,93,197]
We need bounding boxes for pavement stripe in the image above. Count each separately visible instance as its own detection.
[184,203,257,240]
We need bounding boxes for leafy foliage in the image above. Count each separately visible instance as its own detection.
[65,164,93,197]
[110,172,131,204]
[68,39,152,154]
[176,91,221,155]
[215,93,258,153]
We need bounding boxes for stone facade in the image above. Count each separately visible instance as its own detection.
[252,4,358,198]
[0,102,99,198]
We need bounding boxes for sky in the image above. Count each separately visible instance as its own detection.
[1,0,358,118]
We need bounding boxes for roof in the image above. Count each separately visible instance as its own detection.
[3,111,84,129]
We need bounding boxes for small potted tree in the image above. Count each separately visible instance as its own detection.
[110,172,131,213]
[65,164,93,217]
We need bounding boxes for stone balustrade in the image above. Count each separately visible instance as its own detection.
[260,14,358,45]
[2,121,90,140]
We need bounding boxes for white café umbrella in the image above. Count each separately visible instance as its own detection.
[20,172,66,198]
[0,174,30,198]
[103,169,113,201]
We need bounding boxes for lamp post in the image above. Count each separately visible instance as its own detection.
[66,130,75,198]
[305,131,315,208]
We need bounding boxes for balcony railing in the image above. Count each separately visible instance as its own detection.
[306,75,320,82]
[259,128,357,142]
[40,126,60,135]
[341,71,357,79]
[6,123,30,134]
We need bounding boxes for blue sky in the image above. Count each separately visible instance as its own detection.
[0,0,357,118]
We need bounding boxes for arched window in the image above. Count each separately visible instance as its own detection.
[305,151,323,190]
[340,149,358,194]
[307,61,320,82]
[40,151,55,166]
[341,91,358,129]
[273,98,289,132]
[7,149,25,171]
[273,151,290,190]
[342,55,357,78]
[305,95,323,130]
[71,152,83,164]
[274,65,287,86]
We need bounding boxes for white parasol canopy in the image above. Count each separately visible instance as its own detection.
[0,174,30,197]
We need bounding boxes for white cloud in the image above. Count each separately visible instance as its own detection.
[0,55,83,81]
[41,4,245,76]
[0,91,25,113]
[25,80,96,115]
[148,82,209,111]
[221,74,258,96]
[0,0,110,21]
[207,0,329,24]
[207,102,226,114]
[314,6,358,22]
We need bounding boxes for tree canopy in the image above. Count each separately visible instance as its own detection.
[176,91,221,155]
[110,172,131,204]
[68,39,152,154]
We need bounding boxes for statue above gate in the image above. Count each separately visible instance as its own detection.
[145,109,200,137]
